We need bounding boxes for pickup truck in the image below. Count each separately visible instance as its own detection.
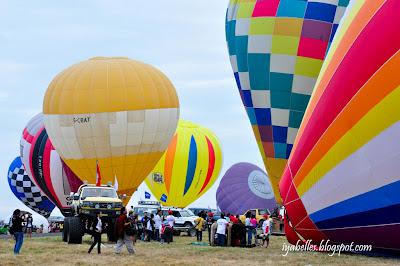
[160,208,197,237]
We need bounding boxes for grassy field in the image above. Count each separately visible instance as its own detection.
[0,234,398,266]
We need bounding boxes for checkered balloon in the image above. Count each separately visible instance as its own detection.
[225,0,349,203]
[7,157,55,218]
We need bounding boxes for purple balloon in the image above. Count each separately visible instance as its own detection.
[216,163,277,215]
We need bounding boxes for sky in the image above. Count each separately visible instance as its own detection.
[0,1,264,225]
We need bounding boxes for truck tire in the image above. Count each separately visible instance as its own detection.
[67,217,83,244]
[107,220,116,243]
[185,222,196,237]
[62,217,70,242]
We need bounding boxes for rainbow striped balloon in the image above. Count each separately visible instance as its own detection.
[280,0,400,251]
[225,0,349,203]
[145,120,222,208]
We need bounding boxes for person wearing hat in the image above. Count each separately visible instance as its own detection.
[206,212,215,243]
[259,214,271,248]
[166,210,175,242]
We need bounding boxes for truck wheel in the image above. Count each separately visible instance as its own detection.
[185,223,196,237]
[173,230,181,236]
[62,217,70,242]
[67,217,83,244]
[107,221,116,242]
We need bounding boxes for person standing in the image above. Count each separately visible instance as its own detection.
[166,210,175,242]
[115,207,134,255]
[194,212,205,242]
[88,212,104,254]
[216,213,228,246]
[154,210,162,241]
[250,214,258,245]
[206,212,214,243]
[145,214,155,242]
[245,211,252,246]
[11,209,24,255]
[260,214,271,248]
[26,214,33,238]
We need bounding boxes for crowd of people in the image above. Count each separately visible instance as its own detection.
[7,207,274,255]
[213,211,272,248]
[87,207,178,255]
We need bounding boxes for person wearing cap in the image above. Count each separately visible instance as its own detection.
[166,210,175,242]
[206,212,215,243]
[259,214,271,248]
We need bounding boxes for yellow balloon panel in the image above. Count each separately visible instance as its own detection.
[145,120,223,208]
[43,57,180,203]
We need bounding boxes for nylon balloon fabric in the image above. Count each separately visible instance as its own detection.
[145,120,222,208]
[7,157,55,218]
[225,0,349,203]
[216,162,277,215]
[279,0,400,251]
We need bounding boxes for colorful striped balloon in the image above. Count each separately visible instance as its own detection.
[21,113,83,215]
[280,0,400,251]
[225,0,349,203]
[145,120,222,208]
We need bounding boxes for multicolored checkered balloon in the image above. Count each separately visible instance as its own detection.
[225,0,349,203]
[7,157,55,218]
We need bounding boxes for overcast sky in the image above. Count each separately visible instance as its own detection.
[0,1,264,225]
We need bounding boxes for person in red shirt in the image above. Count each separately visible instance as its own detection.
[115,207,134,254]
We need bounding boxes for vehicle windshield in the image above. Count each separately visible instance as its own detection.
[179,210,191,217]
[259,209,271,215]
[133,207,157,216]
[81,187,117,198]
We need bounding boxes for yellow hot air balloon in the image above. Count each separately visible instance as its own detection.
[145,120,222,207]
[43,57,180,205]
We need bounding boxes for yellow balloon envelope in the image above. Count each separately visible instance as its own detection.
[43,57,180,204]
[145,120,222,207]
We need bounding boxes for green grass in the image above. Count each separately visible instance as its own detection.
[0,234,398,266]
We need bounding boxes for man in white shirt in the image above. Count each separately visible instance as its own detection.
[216,213,229,246]
[166,210,175,242]
[166,210,175,227]
[154,209,162,241]
[260,214,271,248]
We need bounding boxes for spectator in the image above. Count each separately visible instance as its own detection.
[127,211,138,243]
[115,207,134,255]
[206,212,215,243]
[166,210,175,242]
[259,214,271,248]
[88,212,105,254]
[245,211,252,246]
[145,214,155,241]
[11,209,24,255]
[194,212,206,242]
[26,214,33,238]
[154,210,162,241]
[216,213,228,246]
[250,214,258,245]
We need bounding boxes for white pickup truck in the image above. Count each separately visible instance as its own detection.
[160,208,197,237]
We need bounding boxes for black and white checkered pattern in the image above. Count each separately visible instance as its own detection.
[8,167,51,217]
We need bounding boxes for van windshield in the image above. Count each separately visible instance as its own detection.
[81,187,117,198]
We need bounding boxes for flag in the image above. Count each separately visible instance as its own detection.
[145,191,151,199]
[160,194,167,202]
[114,175,118,191]
[96,161,102,186]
